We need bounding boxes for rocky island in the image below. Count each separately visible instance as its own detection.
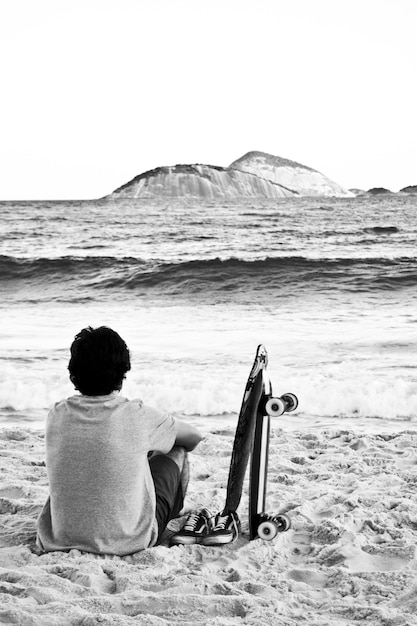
[366,187,392,195]
[109,151,354,199]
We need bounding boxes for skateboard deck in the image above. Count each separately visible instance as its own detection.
[223,344,268,515]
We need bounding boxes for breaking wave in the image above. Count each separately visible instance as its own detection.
[1,359,417,421]
[2,254,417,303]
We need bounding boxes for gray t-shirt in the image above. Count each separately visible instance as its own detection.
[36,393,177,555]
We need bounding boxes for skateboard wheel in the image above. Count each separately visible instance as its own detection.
[257,520,278,540]
[282,393,298,412]
[265,397,285,417]
[274,513,291,531]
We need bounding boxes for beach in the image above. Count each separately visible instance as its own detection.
[2,417,417,625]
[1,195,417,623]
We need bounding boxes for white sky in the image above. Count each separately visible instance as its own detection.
[0,0,416,199]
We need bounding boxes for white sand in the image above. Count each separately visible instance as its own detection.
[1,421,417,625]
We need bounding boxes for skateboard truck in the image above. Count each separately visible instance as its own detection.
[265,393,298,417]
[256,513,292,540]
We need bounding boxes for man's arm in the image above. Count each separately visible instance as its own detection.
[175,420,203,451]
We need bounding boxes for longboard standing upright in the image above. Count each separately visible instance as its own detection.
[221,344,268,518]
[221,344,298,540]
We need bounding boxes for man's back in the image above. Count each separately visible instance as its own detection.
[37,393,176,555]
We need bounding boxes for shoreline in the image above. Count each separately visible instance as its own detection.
[6,410,416,436]
[1,422,417,624]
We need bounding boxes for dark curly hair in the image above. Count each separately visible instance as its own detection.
[68,326,131,396]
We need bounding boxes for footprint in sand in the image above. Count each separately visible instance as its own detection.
[344,543,415,573]
[0,486,27,499]
[0,498,18,514]
[51,564,116,594]
[288,567,327,588]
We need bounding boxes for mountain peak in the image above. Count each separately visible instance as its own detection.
[228,151,352,197]
[229,151,315,172]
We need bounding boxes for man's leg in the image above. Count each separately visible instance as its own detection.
[149,446,189,542]
[164,446,189,496]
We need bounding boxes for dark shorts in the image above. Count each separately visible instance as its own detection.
[149,455,184,542]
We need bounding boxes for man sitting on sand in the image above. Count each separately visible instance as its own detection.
[36,326,205,555]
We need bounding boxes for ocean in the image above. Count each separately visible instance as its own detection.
[1,194,417,429]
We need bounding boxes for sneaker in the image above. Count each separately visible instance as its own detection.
[201,511,240,546]
[170,508,212,545]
